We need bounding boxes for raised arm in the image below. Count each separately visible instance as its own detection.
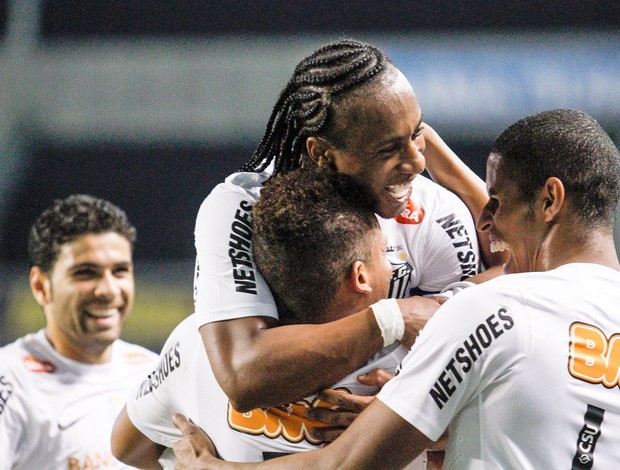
[422,123,508,269]
[202,296,440,412]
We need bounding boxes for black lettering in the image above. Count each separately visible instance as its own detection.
[498,308,514,330]
[452,239,472,248]
[229,232,251,252]
[475,324,492,348]
[233,268,255,282]
[486,314,504,339]
[445,223,465,239]
[240,200,253,212]
[455,347,473,373]
[231,220,252,240]
[572,404,604,469]
[457,251,476,263]
[438,370,456,396]
[429,383,449,409]
[234,207,253,226]
[445,358,463,383]
[229,248,253,268]
[158,363,166,384]
[463,333,482,361]
[174,342,181,368]
[235,279,258,294]
[436,214,460,230]
[167,350,174,374]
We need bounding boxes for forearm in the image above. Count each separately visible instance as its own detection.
[201,309,383,412]
[174,401,427,470]
[111,406,165,469]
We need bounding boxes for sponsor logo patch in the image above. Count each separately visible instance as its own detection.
[395,199,424,225]
[571,404,604,469]
[569,322,620,388]
[23,355,56,373]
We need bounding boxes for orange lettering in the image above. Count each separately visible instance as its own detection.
[228,395,339,444]
[569,322,620,388]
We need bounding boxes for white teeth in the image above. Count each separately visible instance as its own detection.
[386,182,411,199]
[490,240,511,253]
[86,308,118,319]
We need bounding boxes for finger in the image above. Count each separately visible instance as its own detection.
[305,407,358,427]
[172,413,194,434]
[308,425,346,443]
[317,388,373,413]
[357,368,394,388]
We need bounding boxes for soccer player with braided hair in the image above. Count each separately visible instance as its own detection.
[193,39,498,417]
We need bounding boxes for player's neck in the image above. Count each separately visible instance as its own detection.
[541,227,619,272]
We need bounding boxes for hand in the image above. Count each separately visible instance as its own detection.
[305,369,394,443]
[397,296,444,348]
[172,413,217,469]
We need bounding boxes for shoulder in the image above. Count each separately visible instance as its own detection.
[202,171,268,207]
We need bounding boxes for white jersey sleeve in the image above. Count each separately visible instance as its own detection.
[193,171,278,327]
[127,314,262,464]
[378,282,526,441]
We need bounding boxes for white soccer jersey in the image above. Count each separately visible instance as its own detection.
[379,263,620,469]
[0,330,157,470]
[127,313,410,466]
[193,171,480,327]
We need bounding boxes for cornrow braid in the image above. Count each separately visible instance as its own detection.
[240,39,391,178]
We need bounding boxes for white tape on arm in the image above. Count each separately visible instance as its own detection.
[370,298,404,347]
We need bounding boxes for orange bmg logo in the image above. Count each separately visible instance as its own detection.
[569,322,620,388]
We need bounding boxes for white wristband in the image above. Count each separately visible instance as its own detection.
[370,298,404,347]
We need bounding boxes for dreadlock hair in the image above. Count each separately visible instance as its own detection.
[240,39,392,178]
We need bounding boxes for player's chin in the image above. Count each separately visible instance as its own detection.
[374,197,407,219]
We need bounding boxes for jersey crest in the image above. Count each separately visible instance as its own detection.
[388,261,414,299]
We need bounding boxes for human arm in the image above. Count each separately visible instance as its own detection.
[111,406,165,469]
[173,401,431,470]
[202,296,441,412]
[422,123,509,269]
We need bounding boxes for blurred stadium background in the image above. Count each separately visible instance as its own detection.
[1,0,618,351]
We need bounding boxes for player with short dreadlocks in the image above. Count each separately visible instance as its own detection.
[192,39,493,424]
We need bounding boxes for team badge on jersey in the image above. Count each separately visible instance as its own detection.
[395,199,424,225]
[388,261,413,299]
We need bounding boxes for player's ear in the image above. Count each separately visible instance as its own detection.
[350,260,373,294]
[30,266,52,307]
[539,176,565,222]
[306,136,336,168]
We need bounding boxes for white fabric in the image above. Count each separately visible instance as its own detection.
[378,263,620,469]
[127,313,409,466]
[0,330,157,470]
[193,171,480,328]
[371,298,405,347]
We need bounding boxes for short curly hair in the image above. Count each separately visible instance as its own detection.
[491,109,620,229]
[28,194,136,272]
[252,167,378,324]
